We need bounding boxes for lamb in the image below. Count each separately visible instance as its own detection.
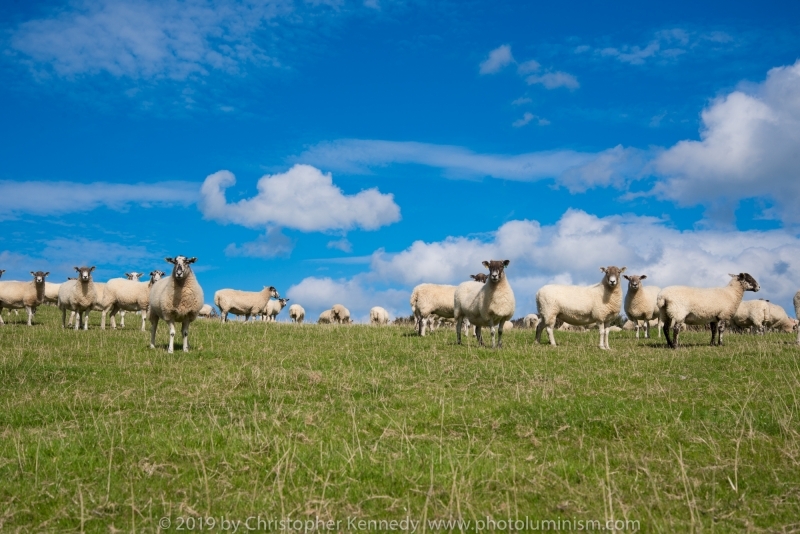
[535,266,627,350]
[731,300,770,334]
[289,304,305,323]
[107,270,165,330]
[263,298,290,322]
[454,260,515,348]
[409,283,457,336]
[0,271,49,326]
[470,273,487,283]
[523,313,539,329]
[370,306,390,325]
[658,273,759,349]
[318,310,333,324]
[623,274,661,339]
[215,285,280,322]
[795,290,800,345]
[148,256,204,353]
[331,304,351,324]
[58,266,98,330]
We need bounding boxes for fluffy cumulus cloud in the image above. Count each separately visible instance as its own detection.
[652,60,800,224]
[296,209,800,322]
[0,180,199,220]
[199,164,401,232]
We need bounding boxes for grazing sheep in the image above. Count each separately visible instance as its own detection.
[331,304,351,324]
[148,256,204,353]
[198,304,215,318]
[454,260,515,348]
[523,313,539,329]
[0,271,49,326]
[623,274,661,339]
[658,273,760,349]
[763,301,797,333]
[58,266,98,330]
[215,286,280,322]
[503,320,514,330]
[470,273,488,283]
[795,291,800,345]
[536,266,627,350]
[370,306,390,325]
[732,300,770,334]
[318,309,333,324]
[288,304,305,323]
[107,270,165,330]
[263,298,290,322]
[410,283,457,336]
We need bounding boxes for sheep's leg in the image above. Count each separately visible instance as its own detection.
[110,310,117,330]
[74,311,81,331]
[83,310,90,330]
[496,323,503,349]
[167,320,176,353]
[475,326,483,346]
[796,326,800,346]
[100,310,106,330]
[141,309,148,331]
[221,311,228,323]
[68,311,75,328]
[662,317,673,348]
[598,322,607,350]
[635,322,640,340]
[120,311,126,328]
[26,306,34,326]
[657,319,662,338]
[709,322,718,346]
[420,315,427,337]
[672,324,681,348]
[60,308,66,328]
[644,321,650,339]
[546,324,556,346]
[149,315,159,349]
[0,306,5,326]
[535,321,545,343]
[718,321,726,346]
[182,321,190,352]
[456,317,463,345]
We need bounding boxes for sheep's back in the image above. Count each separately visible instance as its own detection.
[411,284,457,318]
[733,300,768,328]
[659,285,742,323]
[58,280,96,310]
[107,279,150,309]
[537,283,606,321]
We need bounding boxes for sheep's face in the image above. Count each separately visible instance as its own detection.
[601,266,626,288]
[149,270,165,283]
[482,260,510,283]
[126,272,144,281]
[265,286,280,298]
[730,273,759,292]
[278,298,290,308]
[31,271,49,284]
[470,273,488,283]
[166,256,197,280]
[623,274,646,290]
[74,266,95,282]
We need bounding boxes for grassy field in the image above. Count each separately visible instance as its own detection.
[1,305,799,533]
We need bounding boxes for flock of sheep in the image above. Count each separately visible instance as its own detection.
[1,257,798,353]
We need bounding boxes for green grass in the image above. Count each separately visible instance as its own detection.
[1,306,799,532]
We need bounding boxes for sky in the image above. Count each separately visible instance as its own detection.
[1,0,799,323]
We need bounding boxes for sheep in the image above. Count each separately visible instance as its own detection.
[0,271,49,326]
[148,256,204,353]
[117,272,144,327]
[331,304,351,324]
[43,282,62,305]
[795,290,800,345]
[470,273,488,283]
[523,313,539,329]
[731,300,769,334]
[763,301,797,333]
[289,304,305,323]
[536,266,627,350]
[623,274,661,339]
[215,285,280,322]
[263,298,290,322]
[503,320,514,330]
[318,309,333,324]
[454,260,515,348]
[58,266,98,330]
[74,282,117,330]
[106,270,165,330]
[410,283,457,336]
[658,273,760,349]
[198,304,215,318]
[370,306,390,325]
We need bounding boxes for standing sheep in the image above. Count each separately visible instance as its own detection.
[43,282,62,305]
[0,271,49,326]
[263,298,290,322]
[148,256,204,353]
[623,274,661,339]
[107,270,165,330]
[58,266,98,330]
[331,304,351,324]
[470,273,488,283]
[318,310,333,324]
[536,266,627,350]
[454,260,515,348]
[370,306,390,325]
[289,304,305,323]
[410,283,457,336]
[658,273,759,349]
[794,290,800,345]
[215,286,280,322]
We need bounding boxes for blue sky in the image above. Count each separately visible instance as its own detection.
[2,0,799,322]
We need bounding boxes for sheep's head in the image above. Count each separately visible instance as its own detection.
[482,260,510,283]
[600,266,626,288]
[165,256,197,280]
[125,272,144,281]
[277,298,290,309]
[623,274,646,290]
[74,266,95,282]
[470,273,488,283]
[0,269,5,278]
[730,273,759,292]
[149,270,165,284]
[30,271,49,284]
[264,286,280,299]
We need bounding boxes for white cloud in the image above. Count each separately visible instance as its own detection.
[479,44,514,75]
[225,228,294,258]
[653,60,800,224]
[327,238,353,253]
[516,59,540,74]
[590,28,729,66]
[511,96,532,105]
[512,112,549,128]
[199,164,401,232]
[526,71,579,90]
[10,0,290,80]
[0,180,199,221]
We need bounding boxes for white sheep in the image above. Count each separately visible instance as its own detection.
[732,299,770,334]
[106,270,165,330]
[148,256,204,353]
[331,304,351,324]
[0,271,49,326]
[318,309,333,324]
[117,272,144,327]
[454,260,515,348]
[198,304,215,318]
[503,320,514,330]
[658,273,760,348]
[215,285,280,322]
[79,282,117,330]
[410,283,457,336]
[263,298,290,322]
[763,301,797,333]
[58,266,98,330]
[795,290,800,345]
[43,282,61,305]
[289,304,305,323]
[370,306,390,325]
[623,274,661,339]
[536,266,627,350]
[523,314,539,329]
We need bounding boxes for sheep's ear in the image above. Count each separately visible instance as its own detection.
[482,261,490,268]
[44,272,50,277]
[165,257,175,264]
[30,271,35,276]
[125,273,132,278]
[623,275,630,281]
[729,273,737,278]
[600,267,607,273]
[74,266,81,272]
[640,274,646,280]
[620,267,627,273]
[187,257,197,264]
[503,259,510,267]
[89,266,96,272]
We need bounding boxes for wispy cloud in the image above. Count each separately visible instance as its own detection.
[585,28,734,65]
[479,44,514,74]
[478,44,578,91]
[225,228,294,258]
[525,71,579,90]
[512,112,549,127]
